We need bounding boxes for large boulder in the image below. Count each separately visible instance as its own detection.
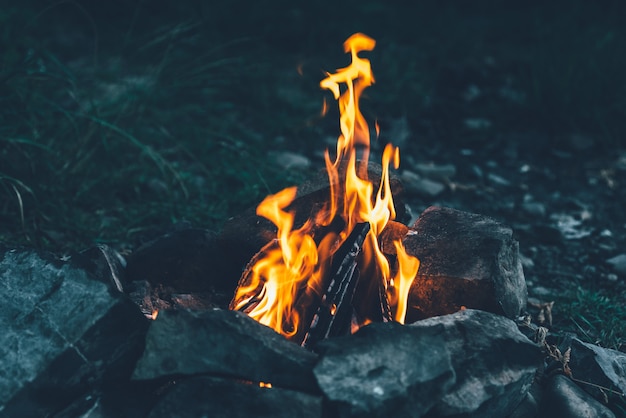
[403,206,527,321]
[0,247,148,417]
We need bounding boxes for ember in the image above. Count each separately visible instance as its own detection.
[230,33,419,344]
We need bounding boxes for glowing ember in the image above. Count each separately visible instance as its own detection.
[231,33,419,340]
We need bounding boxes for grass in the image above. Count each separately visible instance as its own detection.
[0,2,313,251]
[556,287,626,351]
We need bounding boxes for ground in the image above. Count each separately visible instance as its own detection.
[1,0,625,350]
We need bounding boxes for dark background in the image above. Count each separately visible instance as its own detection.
[1,0,625,349]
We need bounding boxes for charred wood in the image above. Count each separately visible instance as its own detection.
[302,222,370,349]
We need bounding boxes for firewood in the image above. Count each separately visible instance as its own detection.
[302,222,370,349]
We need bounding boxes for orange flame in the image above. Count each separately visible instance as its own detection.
[391,241,419,323]
[232,187,322,337]
[232,33,419,340]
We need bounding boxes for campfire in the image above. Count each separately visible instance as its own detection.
[229,33,419,346]
[3,32,625,418]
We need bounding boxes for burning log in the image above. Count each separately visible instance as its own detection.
[217,162,407,287]
[302,222,370,349]
[231,221,375,348]
[226,33,420,345]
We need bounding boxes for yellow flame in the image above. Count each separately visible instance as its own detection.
[233,187,321,337]
[391,241,420,323]
[232,33,419,340]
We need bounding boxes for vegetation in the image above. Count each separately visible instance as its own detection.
[557,287,626,351]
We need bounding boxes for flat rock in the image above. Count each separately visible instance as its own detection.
[412,309,543,417]
[313,321,455,418]
[541,374,616,418]
[132,309,319,393]
[402,206,527,321]
[400,171,447,197]
[0,247,148,417]
[148,376,323,418]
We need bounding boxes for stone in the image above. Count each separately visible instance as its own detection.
[147,376,323,418]
[52,380,167,418]
[313,309,542,418]
[0,247,149,417]
[268,150,312,171]
[521,201,546,218]
[313,321,455,418]
[400,170,446,197]
[606,254,626,276]
[541,375,616,418]
[402,206,527,321]
[412,309,543,417]
[550,213,594,240]
[507,391,539,418]
[132,309,318,393]
[569,338,626,409]
[487,172,511,187]
[412,163,456,182]
[378,220,409,256]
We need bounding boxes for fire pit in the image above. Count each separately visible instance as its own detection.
[229,33,420,346]
[1,33,625,418]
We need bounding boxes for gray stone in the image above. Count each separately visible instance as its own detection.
[132,309,318,393]
[412,163,456,181]
[606,254,626,276]
[313,321,455,418]
[0,247,148,417]
[402,206,527,321]
[487,172,511,186]
[569,338,626,409]
[412,309,543,417]
[268,150,312,171]
[507,391,538,418]
[313,310,542,418]
[541,375,616,418]
[400,170,446,197]
[148,376,323,418]
[521,202,546,218]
